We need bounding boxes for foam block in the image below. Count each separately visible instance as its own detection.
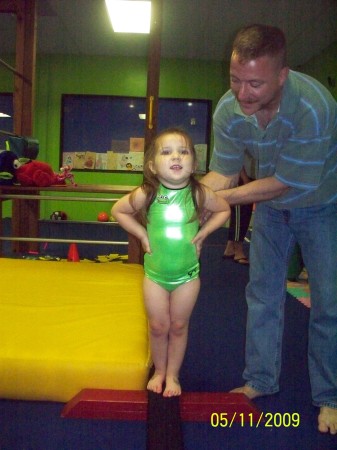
[0,259,150,402]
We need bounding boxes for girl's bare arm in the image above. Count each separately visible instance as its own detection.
[111,188,151,253]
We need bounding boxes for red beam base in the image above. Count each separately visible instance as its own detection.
[61,389,263,422]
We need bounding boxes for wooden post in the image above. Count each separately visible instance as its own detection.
[144,0,163,147]
[0,0,38,253]
[13,0,37,136]
[131,0,163,265]
[12,0,38,252]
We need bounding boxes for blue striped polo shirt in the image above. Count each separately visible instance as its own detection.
[210,70,337,209]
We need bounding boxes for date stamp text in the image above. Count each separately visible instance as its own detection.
[210,412,300,428]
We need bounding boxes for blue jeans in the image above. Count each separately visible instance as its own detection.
[244,202,337,409]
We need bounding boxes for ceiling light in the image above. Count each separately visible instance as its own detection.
[105,0,151,34]
[0,113,10,117]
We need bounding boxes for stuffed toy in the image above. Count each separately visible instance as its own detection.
[0,149,19,185]
[16,160,60,187]
[55,165,77,186]
[15,161,77,188]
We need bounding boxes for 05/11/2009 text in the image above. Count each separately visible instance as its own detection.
[210,412,300,428]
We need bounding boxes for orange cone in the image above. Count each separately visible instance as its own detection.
[67,243,80,262]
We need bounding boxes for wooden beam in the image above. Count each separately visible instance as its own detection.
[2,0,38,253]
[144,0,163,147]
[13,0,37,137]
[130,0,164,265]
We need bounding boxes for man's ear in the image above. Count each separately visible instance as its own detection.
[279,66,289,87]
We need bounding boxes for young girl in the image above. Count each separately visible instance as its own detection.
[112,128,230,397]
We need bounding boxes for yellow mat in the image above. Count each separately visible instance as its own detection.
[0,258,150,402]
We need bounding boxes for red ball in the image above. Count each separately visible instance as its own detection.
[97,211,109,222]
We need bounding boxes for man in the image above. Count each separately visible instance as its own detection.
[202,24,337,434]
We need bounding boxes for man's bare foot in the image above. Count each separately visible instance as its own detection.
[224,240,235,257]
[318,406,337,435]
[230,385,264,400]
[147,373,165,394]
[163,376,181,397]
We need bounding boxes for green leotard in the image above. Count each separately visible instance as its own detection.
[144,183,200,292]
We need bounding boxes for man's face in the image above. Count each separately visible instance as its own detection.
[230,52,289,116]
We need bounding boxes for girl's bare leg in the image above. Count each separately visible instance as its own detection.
[143,278,170,394]
[164,278,200,397]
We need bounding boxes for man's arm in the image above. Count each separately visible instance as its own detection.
[218,176,289,206]
[201,170,239,191]
[202,171,289,206]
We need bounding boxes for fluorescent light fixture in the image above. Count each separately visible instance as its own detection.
[105,0,151,34]
[0,112,10,117]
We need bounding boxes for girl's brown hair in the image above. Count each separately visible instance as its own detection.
[130,127,206,225]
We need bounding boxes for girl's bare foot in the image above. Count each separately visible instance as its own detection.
[230,385,264,399]
[147,373,165,394]
[163,376,181,397]
[318,406,337,434]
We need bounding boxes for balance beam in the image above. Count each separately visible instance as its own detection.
[61,389,263,422]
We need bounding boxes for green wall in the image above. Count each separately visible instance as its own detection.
[1,40,336,221]
[297,41,337,101]
[1,54,225,220]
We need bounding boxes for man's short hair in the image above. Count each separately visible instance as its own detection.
[232,24,287,67]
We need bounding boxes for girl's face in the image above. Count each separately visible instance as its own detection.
[149,133,196,189]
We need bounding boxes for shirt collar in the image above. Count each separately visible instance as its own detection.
[233,101,259,126]
[279,71,297,115]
